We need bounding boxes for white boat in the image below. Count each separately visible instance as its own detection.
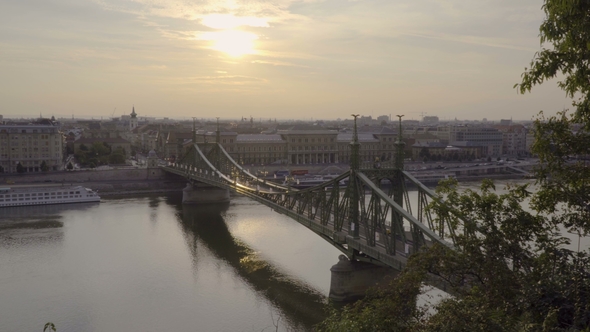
[283,175,345,189]
[0,186,100,208]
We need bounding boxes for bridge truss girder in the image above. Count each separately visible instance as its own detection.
[164,142,469,272]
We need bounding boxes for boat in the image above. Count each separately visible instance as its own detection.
[0,186,100,208]
[283,175,345,189]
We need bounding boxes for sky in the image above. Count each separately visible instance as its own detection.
[0,0,573,121]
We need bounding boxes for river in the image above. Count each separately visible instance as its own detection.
[0,192,342,332]
[0,180,587,332]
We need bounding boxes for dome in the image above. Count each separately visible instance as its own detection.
[148,150,157,158]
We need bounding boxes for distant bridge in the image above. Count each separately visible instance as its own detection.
[162,118,472,294]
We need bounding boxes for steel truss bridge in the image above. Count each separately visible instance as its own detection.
[162,120,470,280]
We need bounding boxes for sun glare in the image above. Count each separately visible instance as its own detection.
[198,13,266,57]
[200,30,258,57]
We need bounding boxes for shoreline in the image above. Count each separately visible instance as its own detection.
[1,167,531,197]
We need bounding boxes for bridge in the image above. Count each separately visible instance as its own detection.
[162,117,471,300]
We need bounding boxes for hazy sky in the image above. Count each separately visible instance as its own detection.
[0,0,572,120]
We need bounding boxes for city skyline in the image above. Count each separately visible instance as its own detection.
[0,0,572,120]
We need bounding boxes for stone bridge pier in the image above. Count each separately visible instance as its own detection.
[329,255,398,302]
[182,182,230,204]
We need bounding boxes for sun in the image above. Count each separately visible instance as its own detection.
[198,14,265,57]
[200,30,258,57]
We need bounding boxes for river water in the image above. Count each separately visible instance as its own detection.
[0,193,342,332]
[0,180,588,332]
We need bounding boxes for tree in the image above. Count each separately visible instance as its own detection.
[40,160,48,172]
[16,162,24,173]
[320,2,590,330]
[515,1,590,235]
[109,153,125,164]
[319,180,590,331]
[419,147,431,161]
[91,142,110,156]
[79,144,88,152]
[113,146,126,156]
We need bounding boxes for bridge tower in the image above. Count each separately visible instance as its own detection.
[329,114,398,302]
[348,114,361,240]
[182,118,230,204]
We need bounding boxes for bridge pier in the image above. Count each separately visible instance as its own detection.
[329,255,398,303]
[182,182,230,204]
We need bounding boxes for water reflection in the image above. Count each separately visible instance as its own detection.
[178,203,328,330]
[0,202,97,220]
[0,204,99,248]
[0,203,98,233]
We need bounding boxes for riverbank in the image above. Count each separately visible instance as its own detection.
[2,168,186,196]
[1,166,531,198]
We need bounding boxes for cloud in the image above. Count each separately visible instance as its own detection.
[250,60,309,67]
[1,0,561,120]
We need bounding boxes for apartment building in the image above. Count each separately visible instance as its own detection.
[0,120,64,173]
[492,124,528,156]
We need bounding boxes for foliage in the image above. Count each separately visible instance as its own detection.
[318,179,590,332]
[321,2,590,331]
[419,148,431,161]
[43,322,56,332]
[16,162,24,173]
[109,152,125,164]
[515,0,590,235]
[40,160,48,172]
[75,142,126,167]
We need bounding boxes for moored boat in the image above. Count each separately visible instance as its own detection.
[0,186,100,208]
[283,175,346,189]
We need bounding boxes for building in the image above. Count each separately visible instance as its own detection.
[422,116,439,126]
[129,107,138,131]
[492,124,528,156]
[165,125,405,167]
[234,134,285,165]
[0,119,64,173]
[279,130,339,165]
[436,125,503,157]
[412,142,481,161]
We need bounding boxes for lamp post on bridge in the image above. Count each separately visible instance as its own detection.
[349,114,361,239]
[215,117,220,144]
[192,117,197,146]
[395,114,405,171]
